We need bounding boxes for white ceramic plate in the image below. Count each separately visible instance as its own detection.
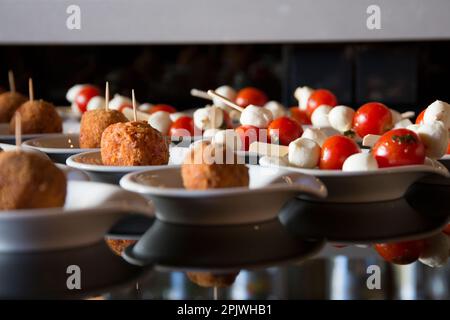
[119,165,327,225]
[66,150,179,184]
[0,180,154,252]
[0,121,79,144]
[259,157,450,203]
[22,134,94,164]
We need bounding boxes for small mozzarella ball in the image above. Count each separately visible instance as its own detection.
[213,85,237,109]
[419,233,449,268]
[301,128,327,147]
[203,128,221,138]
[394,119,413,129]
[212,129,242,151]
[288,138,320,169]
[109,94,133,110]
[328,105,355,132]
[193,106,224,130]
[294,86,314,111]
[148,111,172,135]
[259,155,289,167]
[342,153,378,172]
[240,105,273,128]
[170,112,187,122]
[424,100,450,129]
[390,109,403,125]
[263,101,286,119]
[86,96,105,111]
[311,105,332,128]
[407,122,449,159]
[66,84,86,102]
[139,103,153,112]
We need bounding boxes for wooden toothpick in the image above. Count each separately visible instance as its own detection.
[132,89,137,122]
[191,88,212,100]
[15,112,22,149]
[105,81,110,110]
[8,70,15,93]
[207,90,244,112]
[28,78,34,102]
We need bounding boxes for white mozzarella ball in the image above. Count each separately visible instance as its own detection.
[419,233,449,268]
[288,137,321,168]
[263,101,286,119]
[294,86,314,111]
[424,100,450,129]
[148,111,172,135]
[310,105,332,128]
[328,105,355,132]
[203,128,221,138]
[139,103,153,112]
[109,94,133,110]
[259,155,289,167]
[394,119,413,129]
[170,112,187,122]
[407,122,449,159]
[342,153,378,172]
[86,96,105,111]
[213,85,237,109]
[212,129,242,151]
[66,84,86,102]
[390,109,403,125]
[193,106,224,130]
[301,128,327,147]
[240,105,273,128]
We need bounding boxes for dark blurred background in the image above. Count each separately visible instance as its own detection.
[1,42,449,112]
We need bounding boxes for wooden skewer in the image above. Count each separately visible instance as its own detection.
[362,134,381,147]
[191,88,212,100]
[105,81,110,110]
[401,111,415,119]
[15,112,22,149]
[8,70,15,93]
[132,89,137,122]
[28,78,34,102]
[207,90,244,113]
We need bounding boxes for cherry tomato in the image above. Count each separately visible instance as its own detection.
[235,125,261,151]
[447,143,450,155]
[353,102,392,138]
[268,116,303,146]
[74,85,100,113]
[290,107,311,125]
[149,104,176,114]
[374,240,425,265]
[169,116,194,137]
[372,128,425,168]
[415,109,425,124]
[443,224,450,235]
[222,110,233,129]
[306,89,337,117]
[319,135,360,170]
[235,87,268,108]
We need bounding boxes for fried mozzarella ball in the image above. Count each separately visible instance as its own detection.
[0,151,66,210]
[79,109,128,149]
[288,137,321,168]
[240,105,272,128]
[101,121,169,166]
[0,92,28,123]
[328,105,355,132]
[263,101,286,119]
[9,100,62,134]
[105,238,137,256]
[148,111,172,135]
[186,271,239,288]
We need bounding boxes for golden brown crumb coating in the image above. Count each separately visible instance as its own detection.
[181,141,249,190]
[79,109,127,148]
[0,92,28,123]
[101,121,169,166]
[0,151,67,210]
[9,100,62,134]
[105,238,137,256]
[186,272,240,288]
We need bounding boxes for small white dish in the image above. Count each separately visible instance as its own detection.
[66,150,178,184]
[0,180,154,252]
[0,123,63,144]
[259,157,450,203]
[22,134,94,164]
[119,165,327,225]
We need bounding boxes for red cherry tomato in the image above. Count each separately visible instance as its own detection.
[74,85,100,113]
[169,116,194,137]
[415,109,425,125]
[372,128,425,168]
[447,143,450,155]
[443,224,450,235]
[222,110,233,129]
[235,125,261,151]
[353,102,392,138]
[290,107,311,125]
[306,89,337,117]
[268,116,303,146]
[149,104,176,114]
[374,240,425,265]
[319,135,360,170]
[235,87,268,108]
